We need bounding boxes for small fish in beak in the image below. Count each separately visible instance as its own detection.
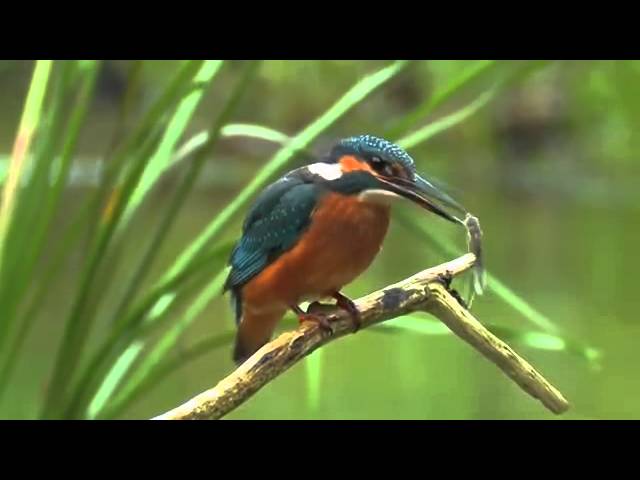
[376,172,486,299]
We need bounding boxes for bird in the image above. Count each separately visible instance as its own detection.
[224,134,473,365]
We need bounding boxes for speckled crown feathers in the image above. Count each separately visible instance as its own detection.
[332,135,416,172]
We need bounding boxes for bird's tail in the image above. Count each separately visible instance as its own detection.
[233,307,285,365]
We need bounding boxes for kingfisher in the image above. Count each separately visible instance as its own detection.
[224,134,473,364]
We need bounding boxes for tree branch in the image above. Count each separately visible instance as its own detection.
[152,253,570,420]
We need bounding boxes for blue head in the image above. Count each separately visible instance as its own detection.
[315,135,467,224]
[331,135,417,177]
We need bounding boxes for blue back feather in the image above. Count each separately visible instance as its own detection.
[224,174,320,323]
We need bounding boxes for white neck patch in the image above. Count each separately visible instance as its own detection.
[307,162,343,181]
[358,189,402,206]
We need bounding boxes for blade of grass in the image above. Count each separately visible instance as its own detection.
[0,60,56,406]
[385,60,498,139]
[86,341,144,419]
[163,123,297,175]
[25,63,199,332]
[0,60,63,360]
[397,87,496,150]
[41,63,206,418]
[104,269,228,419]
[67,62,259,418]
[102,61,205,181]
[0,60,52,258]
[374,314,601,368]
[0,62,99,399]
[0,60,52,348]
[12,63,146,324]
[90,260,231,419]
[221,123,293,146]
[122,60,223,224]
[305,348,323,414]
[56,241,233,418]
[0,63,71,285]
[104,61,144,159]
[112,61,255,328]
[98,331,235,419]
[395,211,561,334]
[157,123,313,185]
[79,61,204,259]
[1,61,89,319]
[41,129,161,418]
[71,239,234,414]
[75,63,215,328]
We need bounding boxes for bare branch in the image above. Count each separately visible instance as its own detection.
[153,253,569,420]
[423,283,569,414]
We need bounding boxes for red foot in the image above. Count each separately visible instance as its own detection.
[332,291,362,333]
[290,292,362,335]
[290,304,334,335]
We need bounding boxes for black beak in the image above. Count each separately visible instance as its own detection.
[377,174,467,226]
[378,173,486,297]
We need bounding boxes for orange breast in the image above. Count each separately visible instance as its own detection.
[242,192,390,311]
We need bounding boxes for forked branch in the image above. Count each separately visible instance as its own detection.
[153,253,570,420]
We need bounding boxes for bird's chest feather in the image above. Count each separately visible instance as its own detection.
[307,193,391,279]
[243,192,390,306]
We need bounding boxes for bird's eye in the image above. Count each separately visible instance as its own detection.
[368,155,389,173]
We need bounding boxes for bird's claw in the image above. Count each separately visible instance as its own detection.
[300,293,362,334]
[298,312,334,336]
[436,271,468,309]
[333,292,362,333]
[437,270,453,288]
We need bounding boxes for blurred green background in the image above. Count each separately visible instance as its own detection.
[0,60,637,420]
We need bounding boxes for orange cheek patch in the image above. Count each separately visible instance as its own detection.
[339,155,373,173]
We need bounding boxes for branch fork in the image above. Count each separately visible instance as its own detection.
[153,253,570,420]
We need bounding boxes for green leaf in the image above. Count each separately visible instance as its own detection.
[397,87,496,150]
[99,331,235,419]
[70,239,234,418]
[65,62,259,418]
[0,60,52,254]
[395,212,560,334]
[0,61,99,400]
[0,60,59,357]
[385,60,498,139]
[41,61,206,419]
[122,60,223,223]
[305,348,323,414]
[86,341,144,419]
[373,314,601,369]
[221,123,293,146]
[166,124,296,174]
[0,60,52,336]
[106,269,228,417]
